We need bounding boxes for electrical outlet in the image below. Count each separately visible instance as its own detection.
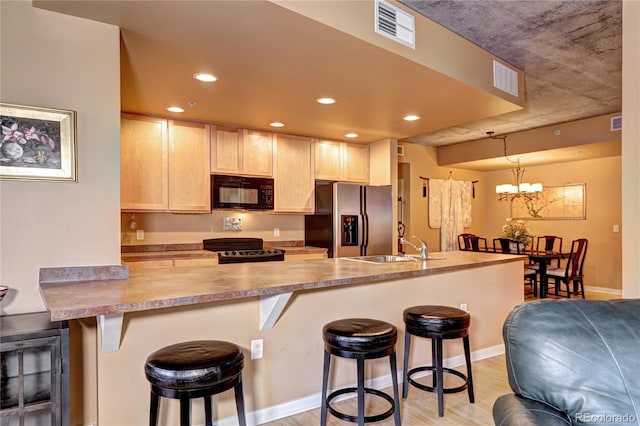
[251,339,263,360]
[136,229,144,240]
[274,227,280,237]
[460,303,468,311]
[613,224,620,233]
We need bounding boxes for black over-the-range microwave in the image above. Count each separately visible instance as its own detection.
[211,174,274,210]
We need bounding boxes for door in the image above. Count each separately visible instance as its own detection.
[333,183,362,258]
[363,185,393,256]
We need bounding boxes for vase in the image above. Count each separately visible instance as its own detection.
[2,142,24,160]
[509,241,525,253]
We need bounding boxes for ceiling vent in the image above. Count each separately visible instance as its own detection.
[375,0,415,49]
[493,60,519,97]
[611,115,622,131]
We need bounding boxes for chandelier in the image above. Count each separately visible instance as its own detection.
[488,131,543,202]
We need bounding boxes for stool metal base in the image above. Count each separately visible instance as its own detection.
[402,331,474,417]
[406,366,469,394]
[327,387,396,423]
[321,351,401,426]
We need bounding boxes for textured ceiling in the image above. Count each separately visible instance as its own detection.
[399,0,622,146]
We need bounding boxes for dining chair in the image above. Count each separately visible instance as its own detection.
[458,233,476,251]
[528,235,563,270]
[465,235,488,252]
[546,238,588,298]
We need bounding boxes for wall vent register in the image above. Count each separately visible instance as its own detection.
[375,0,415,48]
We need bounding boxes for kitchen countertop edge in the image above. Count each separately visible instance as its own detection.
[41,252,525,321]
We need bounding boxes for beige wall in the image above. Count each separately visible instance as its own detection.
[0,2,121,424]
[399,141,622,291]
[397,143,486,252]
[485,156,622,291]
[121,211,305,245]
[622,0,640,298]
[0,2,121,310]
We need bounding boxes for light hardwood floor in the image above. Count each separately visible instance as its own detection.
[263,354,508,425]
[264,291,617,425]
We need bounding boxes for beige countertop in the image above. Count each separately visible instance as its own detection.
[40,251,523,321]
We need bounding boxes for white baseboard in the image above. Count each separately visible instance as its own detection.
[584,285,622,295]
[211,343,505,426]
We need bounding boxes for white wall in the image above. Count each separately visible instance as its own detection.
[0,2,121,314]
[622,0,640,298]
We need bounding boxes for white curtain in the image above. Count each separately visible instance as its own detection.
[429,178,472,251]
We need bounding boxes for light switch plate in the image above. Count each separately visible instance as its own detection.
[223,217,242,231]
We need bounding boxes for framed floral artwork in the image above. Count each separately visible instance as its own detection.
[1,103,77,182]
[510,183,586,220]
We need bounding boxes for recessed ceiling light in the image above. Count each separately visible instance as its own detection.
[270,122,285,128]
[193,73,217,82]
[403,115,420,121]
[345,133,359,138]
[166,106,184,113]
[316,97,336,105]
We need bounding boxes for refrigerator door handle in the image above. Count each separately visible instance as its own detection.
[361,186,369,256]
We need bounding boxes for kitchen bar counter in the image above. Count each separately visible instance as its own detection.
[41,251,522,322]
[40,251,525,425]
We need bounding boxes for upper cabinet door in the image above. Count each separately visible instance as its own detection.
[314,140,342,181]
[241,130,273,177]
[342,143,369,183]
[168,120,211,212]
[121,114,169,210]
[210,128,273,177]
[210,128,241,174]
[274,135,314,213]
[314,140,369,183]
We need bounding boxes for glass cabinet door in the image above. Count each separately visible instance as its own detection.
[1,336,61,426]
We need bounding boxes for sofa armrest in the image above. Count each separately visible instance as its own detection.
[493,394,572,426]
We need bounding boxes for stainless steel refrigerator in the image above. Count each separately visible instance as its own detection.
[304,181,393,258]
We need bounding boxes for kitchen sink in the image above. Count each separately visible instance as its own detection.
[344,255,418,264]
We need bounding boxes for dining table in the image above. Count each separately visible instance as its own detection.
[525,250,568,298]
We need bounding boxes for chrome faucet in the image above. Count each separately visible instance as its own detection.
[401,236,428,260]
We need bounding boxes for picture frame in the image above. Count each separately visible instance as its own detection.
[1,103,77,182]
[510,183,586,220]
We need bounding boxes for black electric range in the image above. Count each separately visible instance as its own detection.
[203,238,285,264]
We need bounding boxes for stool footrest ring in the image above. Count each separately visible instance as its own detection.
[407,366,468,394]
[326,387,395,423]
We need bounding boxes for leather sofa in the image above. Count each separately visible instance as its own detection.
[493,299,640,425]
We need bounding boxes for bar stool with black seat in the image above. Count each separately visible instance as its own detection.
[402,306,474,417]
[144,340,247,426]
[320,318,401,426]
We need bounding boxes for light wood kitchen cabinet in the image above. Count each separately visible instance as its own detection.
[342,142,370,183]
[168,120,211,212]
[120,114,211,212]
[314,140,369,183]
[273,134,314,213]
[284,252,328,261]
[121,114,168,210]
[210,128,240,173]
[210,128,273,176]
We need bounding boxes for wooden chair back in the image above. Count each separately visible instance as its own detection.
[536,235,563,266]
[564,238,588,280]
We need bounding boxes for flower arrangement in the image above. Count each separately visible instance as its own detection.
[501,218,533,245]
